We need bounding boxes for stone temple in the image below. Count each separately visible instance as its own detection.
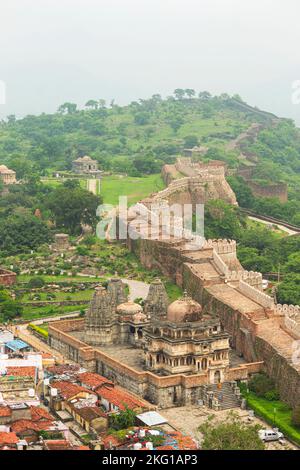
[49,278,246,408]
[83,278,229,383]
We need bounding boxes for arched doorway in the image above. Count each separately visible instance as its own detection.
[214,370,221,384]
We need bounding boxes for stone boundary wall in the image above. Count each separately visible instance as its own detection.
[276,304,300,338]
[213,250,229,277]
[284,316,300,338]
[226,270,262,288]
[238,280,274,309]
[175,159,226,178]
[247,181,288,204]
[48,319,263,407]
[203,239,236,255]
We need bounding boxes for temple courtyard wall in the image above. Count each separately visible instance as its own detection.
[48,319,263,409]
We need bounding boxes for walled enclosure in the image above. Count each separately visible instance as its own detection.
[48,157,300,409]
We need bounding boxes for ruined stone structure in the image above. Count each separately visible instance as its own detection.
[72,156,102,177]
[183,146,208,159]
[51,234,70,252]
[246,181,288,203]
[160,158,237,206]
[0,268,16,286]
[228,122,288,203]
[0,165,16,185]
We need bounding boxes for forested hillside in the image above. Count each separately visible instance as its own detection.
[0,91,285,176]
[0,91,299,306]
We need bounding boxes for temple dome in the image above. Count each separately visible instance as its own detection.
[116,301,143,316]
[167,293,202,323]
[132,311,147,323]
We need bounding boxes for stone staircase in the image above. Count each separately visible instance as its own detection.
[205,382,241,410]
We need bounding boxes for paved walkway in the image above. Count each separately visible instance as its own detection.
[248,216,298,236]
[12,323,67,364]
[87,179,98,195]
[160,405,297,450]
[122,279,150,301]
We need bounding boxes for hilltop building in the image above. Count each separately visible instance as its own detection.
[0,165,16,185]
[72,156,102,177]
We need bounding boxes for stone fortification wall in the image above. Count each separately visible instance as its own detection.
[48,319,262,408]
[159,158,237,207]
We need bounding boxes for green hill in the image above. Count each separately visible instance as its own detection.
[0,91,299,220]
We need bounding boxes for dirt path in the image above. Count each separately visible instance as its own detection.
[87,179,97,195]
[122,279,150,300]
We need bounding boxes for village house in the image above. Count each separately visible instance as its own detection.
[68,404,107,434]
[49,380,98,414]
[0,329,14,354]
[96,384,149,414]
[0,366,39,405]
[0,431,23,450]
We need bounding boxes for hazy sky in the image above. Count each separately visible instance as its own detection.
[1,0,300,123]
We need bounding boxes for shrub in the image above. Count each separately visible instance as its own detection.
[109,407,136,431]
[292,405,300,428]
[28,323,48,339]
[265,390,280,401]
[28,277,45,289]
[248,373,276,398]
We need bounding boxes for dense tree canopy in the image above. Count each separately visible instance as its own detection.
[46,180,102,234]
[199,413,265,450]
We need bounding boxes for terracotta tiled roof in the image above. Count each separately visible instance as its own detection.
[72,406,106,422]
[30,406,53,422]
[5,366,36,378]
[98,385,146,411]
[77,372,113,390]
[0,432,18,445]
[47,364,80,375]
[11,419,53,434]
[73,445,90,451]
[51,381,96,400]
[0,406,11,418]
[103,435,122,449]
[44,440,73,451]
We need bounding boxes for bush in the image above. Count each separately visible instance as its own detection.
[199,412,264,450]
[28,277,45,289]
[265,390,280,401]
[248,373,276,398]
[28,323,48,339]
[292,405,300,428]
[109,407,136,431]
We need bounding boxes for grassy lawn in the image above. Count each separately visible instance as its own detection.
[100,174,165,206]
[17,274,102,284]
[21,289,94,302]
[21,304,87,321]
[240,384,300,445]
[165,282,183,302]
